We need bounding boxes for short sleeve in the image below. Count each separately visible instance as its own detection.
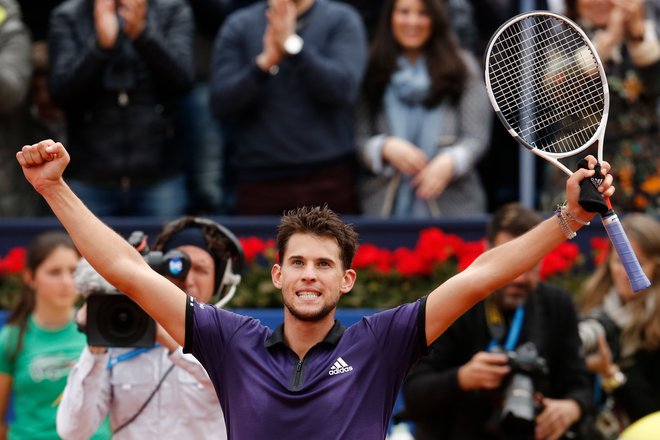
[363,297,428,373]
[183,296,258,372]
[0,324,19,375]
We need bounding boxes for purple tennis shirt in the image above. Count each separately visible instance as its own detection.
[183,296,427,439]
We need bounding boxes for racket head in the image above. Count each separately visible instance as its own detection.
[484,11,610,163]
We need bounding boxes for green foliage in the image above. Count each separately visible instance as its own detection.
[0,274,21,310]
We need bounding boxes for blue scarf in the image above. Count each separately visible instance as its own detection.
[384,56,444,217]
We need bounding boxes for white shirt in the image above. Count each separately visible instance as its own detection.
[56,346,226,440]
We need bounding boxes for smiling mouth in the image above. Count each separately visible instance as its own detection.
[401,29,425,36]
[296,291,320,299]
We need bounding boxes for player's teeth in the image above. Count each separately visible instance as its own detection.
[298,292,318,297]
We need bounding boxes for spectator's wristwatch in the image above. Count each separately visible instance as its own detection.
[284,34,303,56]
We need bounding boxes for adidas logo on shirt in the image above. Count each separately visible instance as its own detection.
[328,357,353,376]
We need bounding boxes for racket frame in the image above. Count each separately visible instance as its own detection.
[484,11,650,293]
[484,11,610,175]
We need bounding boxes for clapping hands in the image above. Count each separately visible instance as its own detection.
[94,0,147,48]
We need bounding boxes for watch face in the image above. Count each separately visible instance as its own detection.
[284,34,303,55]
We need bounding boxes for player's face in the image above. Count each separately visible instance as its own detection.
[490,232,540,311]
[28,246,79,311]
[273,233,356,323]
[391,0,432,59]
[177,245,215,303]
[609,239,655,303]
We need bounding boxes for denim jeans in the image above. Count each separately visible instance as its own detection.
[68,174,188,217]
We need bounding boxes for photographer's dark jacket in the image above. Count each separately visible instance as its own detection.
[403,283,592,440]
[48,0,194,184]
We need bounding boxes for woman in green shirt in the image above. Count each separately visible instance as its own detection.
[0,231,110,439]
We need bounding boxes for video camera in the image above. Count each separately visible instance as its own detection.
[84,231,191,348]
[578,308,620,359]
[493,342,549,438]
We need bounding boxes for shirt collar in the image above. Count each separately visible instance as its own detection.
[264,320,346,349]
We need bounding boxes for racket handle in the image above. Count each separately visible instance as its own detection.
[602,212,651,293]
[577,162,608,215]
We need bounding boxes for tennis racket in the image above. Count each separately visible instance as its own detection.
[484,11,651,292]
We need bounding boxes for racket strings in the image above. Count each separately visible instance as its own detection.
[488,15,605,154]
[492,24,602,151]
[494,27,601,142]
[490,21,601,122]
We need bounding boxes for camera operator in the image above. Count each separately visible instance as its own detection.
[56,216,243,440]
[578,214,660,437]
[402,203,592,440]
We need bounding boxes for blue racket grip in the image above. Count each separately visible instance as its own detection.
[602,212,651,292]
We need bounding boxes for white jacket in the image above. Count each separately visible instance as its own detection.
[56,346,226,439]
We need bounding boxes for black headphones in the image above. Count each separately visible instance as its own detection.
[154,217,244,307]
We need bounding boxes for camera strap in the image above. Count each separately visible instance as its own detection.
[107,344,160,369]
[485,299,525,352]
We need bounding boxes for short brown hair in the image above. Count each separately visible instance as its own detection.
[277,206,359,270]
[486,203,542,245]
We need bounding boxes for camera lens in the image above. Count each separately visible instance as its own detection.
[97,296,150,346]
[110,306,137,336]
[578,318,605,354]
[501,374,536,437]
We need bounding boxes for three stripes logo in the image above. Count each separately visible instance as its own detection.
[328,357,353,376]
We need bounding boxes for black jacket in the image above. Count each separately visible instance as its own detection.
[403,283,592,440]
[612,344,660,422]
[48,0,194,183]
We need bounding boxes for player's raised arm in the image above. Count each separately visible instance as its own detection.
[423,156,615,345]
[16,140,187,344]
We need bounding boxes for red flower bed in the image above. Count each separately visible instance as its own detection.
[0,230,600,309]
[238,227,585,280]
[0,247,25,275]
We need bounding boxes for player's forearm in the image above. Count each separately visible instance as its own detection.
[468,216,570,293]
[41,178,187,343]
[39,179,146,293]
[452,216,579,307]
[426,194,594,343]
[426,217,567,336]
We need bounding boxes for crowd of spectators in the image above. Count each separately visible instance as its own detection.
[3,0,658,217]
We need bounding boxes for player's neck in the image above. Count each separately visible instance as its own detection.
[283,312,335,359]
